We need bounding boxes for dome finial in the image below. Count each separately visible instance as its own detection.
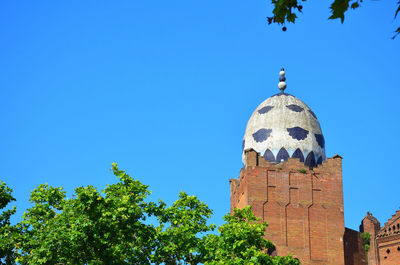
[278,67,287,93]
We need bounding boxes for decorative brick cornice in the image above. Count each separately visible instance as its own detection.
[376,233,400,244]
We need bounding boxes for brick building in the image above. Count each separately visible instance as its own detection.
[229,69,400,265]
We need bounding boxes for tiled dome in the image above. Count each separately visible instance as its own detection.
[242,70,325,167]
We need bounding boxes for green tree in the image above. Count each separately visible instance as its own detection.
[202,206,299,265]
[151,192,216,265]
[268,0,400,38]
[15,164,161,264]
[10,164,299,264]
[0,181,17,265]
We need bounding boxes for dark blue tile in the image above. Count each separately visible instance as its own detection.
[242,139,245,151]
[276,147,289,162]
[286,104,304,112]
[305,151,316,167]
[291,148,304,162]
[264,149,275,162]
[252,129,272,143]
[314,134,325,148]
[287,127,309,140]
[258,106,274,114]
[317,156,323,165]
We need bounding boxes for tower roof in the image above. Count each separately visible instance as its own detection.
[242,69,325,167]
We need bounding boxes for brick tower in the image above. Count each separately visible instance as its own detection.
[230,69,345,265]
[361,210,400,265]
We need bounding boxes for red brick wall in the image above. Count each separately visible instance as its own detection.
[375,211,400,265]
[360,214,380,265]
[343,228,368,265]
[230,150,346,265]
[377,235,400,265]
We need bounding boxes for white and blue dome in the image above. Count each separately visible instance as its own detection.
[242,69,325,167]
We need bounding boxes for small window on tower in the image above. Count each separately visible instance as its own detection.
[387,249,390,254]
[397,246,400,251]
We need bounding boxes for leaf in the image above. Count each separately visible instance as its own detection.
[329,0,351,23]
[392,27,400,39]
[287,13,297,23]
[351,2,360,9]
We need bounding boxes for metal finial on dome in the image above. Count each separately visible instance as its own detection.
[278,68,287,92]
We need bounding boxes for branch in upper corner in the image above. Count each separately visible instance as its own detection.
[267,0,399,40]
[392,27,400,40]
[393,1,400,39]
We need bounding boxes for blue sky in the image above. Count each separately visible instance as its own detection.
[1,0,399,230]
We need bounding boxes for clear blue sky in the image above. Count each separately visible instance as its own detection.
[1,0,399,230]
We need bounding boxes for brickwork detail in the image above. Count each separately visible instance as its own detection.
[343,228,368,265]
[375,210,400,265]
[360,213,381,265]
[230,149,345,265]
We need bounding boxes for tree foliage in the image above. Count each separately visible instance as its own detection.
[0,181,17,264]
[268,0,400,38]
[202,206,299,265]
[360,232,371,252]
[1,165,300,264]
[152,191,215,265]
[15,164,161,264]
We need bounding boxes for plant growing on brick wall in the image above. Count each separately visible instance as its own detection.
[361,232,371,252]
[297,168,307,174]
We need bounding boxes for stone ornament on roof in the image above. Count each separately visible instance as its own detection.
[278,68,287,92]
